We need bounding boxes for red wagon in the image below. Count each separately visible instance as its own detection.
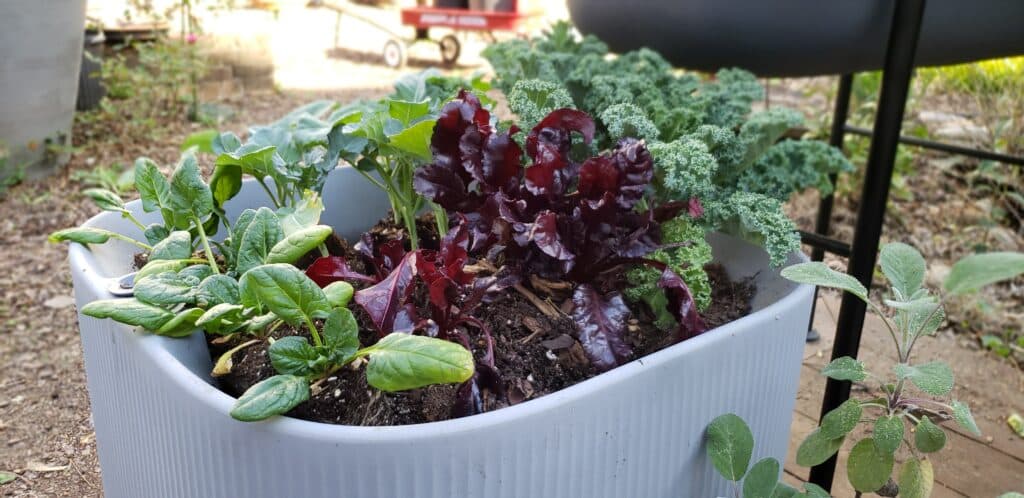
[311,0,538,68]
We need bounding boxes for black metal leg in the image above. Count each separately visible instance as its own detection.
[808,0,928,491]
[805,74,855,342]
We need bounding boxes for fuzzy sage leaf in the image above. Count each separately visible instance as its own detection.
[879,242,926,298]
[951,400,981,436]
[818,399,861,439]
[742,457,780,498]
[873,415,904,454]
[820,356,867,382]
[780,262,867,301]
[705,413,754,481]
[895,361,953,396]
[847,437,894,493]
[914,416,946,453]
[944,252,1024,295]
[898,458,934,498]
[795,429,843,467]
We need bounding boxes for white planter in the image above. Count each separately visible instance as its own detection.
[70,166,814,498]
[0,0,88,178]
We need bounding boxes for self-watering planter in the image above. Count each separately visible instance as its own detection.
[70,166,813,498]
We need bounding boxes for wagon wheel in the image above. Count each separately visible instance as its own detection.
[439,34,460,66]
[382,39,406,68]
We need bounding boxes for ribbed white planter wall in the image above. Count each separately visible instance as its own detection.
[70,166,814,498]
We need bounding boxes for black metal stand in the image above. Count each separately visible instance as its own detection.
[806,0,928,490]
[797,0,1024,491]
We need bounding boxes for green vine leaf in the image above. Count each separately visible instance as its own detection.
[82,187,126,213]
[705,413,754,481]
[48,227,120,246]
[323,281,354,309]
[322,308,359,364]
[155,308,204,337]
[134,272,197,307]
[265,225,333,265]
[167,153,214,229]
[268,336,321,376]
[847,437,894,493]
[235,207,284,275]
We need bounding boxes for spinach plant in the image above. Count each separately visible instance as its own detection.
[51,153,224,271]
[76,211,335,340]
[716,244,1024,497]
[230,263,475,421]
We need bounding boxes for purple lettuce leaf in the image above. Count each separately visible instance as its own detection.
[571,284,632,372]
[353,251,417,336]
[305,256,378,287]
[657,267,708,342]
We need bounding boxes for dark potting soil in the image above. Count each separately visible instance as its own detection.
[207,217,756,426]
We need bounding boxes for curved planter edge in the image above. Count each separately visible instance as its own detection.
[69,166,814,498]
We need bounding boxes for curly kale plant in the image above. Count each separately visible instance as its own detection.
[625,216,712,325]
[484,22,854,271]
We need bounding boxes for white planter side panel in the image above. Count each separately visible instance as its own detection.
[70,167,814,498]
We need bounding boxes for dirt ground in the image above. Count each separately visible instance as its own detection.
[1,3,1022,496]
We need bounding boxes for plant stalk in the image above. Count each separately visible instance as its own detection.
[304,317,323,348]
[192,215,220,274]
[111,233,154,251]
